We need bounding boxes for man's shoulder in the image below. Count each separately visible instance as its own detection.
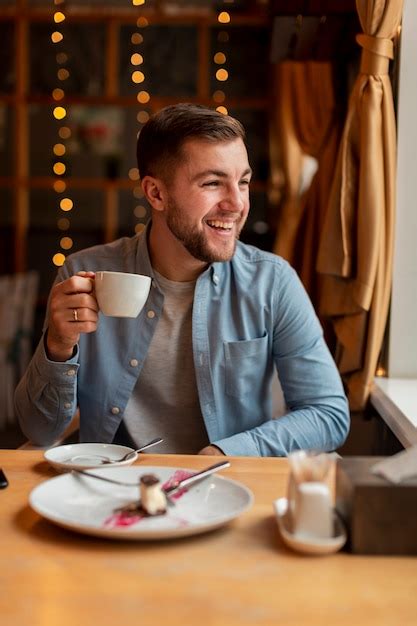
[213,242,304,309]
[64,235,141,272]
[233,240,288,271]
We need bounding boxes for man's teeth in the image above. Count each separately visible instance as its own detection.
[207,220,233,230]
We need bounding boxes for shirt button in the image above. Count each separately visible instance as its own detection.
[130,359,139,367]
[147,310,155,319]
[111,407,120,415]
[213,274,219,284]
[66,369,76,377]
[64,402,71,409]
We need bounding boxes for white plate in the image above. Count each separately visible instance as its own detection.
[273,498,347,556]
[44,443,138,470]
[29,465,253,540]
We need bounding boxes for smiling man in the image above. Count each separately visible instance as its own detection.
[145,134,251,275]
[15,103,350,456]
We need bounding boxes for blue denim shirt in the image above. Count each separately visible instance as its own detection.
[15,225,349,456]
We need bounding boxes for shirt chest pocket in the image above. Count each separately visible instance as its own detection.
[223,334,269,398]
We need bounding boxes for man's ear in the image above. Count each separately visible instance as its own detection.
[141,176,166,212]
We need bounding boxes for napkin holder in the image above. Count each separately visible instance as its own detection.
[335,456,417,555]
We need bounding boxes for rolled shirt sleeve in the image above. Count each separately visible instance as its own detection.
[14,335,80,446]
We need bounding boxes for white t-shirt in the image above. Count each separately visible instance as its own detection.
[123,271,209,453]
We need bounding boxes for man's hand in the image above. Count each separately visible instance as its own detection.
[46,271,98,362]
[198,444,225,456]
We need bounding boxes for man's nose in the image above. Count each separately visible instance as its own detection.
[219,184,245,211]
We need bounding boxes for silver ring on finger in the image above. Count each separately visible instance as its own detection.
[72,308,78,322]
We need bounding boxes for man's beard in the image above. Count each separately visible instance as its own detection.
[165,198,245,263]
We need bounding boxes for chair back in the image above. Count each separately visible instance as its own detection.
[0,271,39,430]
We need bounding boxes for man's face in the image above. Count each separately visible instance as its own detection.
[162,138,252,264]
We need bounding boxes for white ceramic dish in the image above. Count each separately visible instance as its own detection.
[273,498,347,556]
[29,465,253,540]
[44,443,138,471]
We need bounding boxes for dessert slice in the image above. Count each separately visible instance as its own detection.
[139,473,168,516]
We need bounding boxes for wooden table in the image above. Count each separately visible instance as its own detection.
[1,451,416,626]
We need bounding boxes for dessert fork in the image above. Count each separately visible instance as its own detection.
[73,460,231,496]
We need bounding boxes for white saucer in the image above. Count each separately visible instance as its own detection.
[44,443,138,471]
[273,498,347,556]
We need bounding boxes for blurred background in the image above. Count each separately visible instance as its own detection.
[3,0,413,452]
[0,0,362,332]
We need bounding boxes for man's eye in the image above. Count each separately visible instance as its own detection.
[203,181,219,187]
[240,179,250,186]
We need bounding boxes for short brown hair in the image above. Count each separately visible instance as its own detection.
[136,103,246,180]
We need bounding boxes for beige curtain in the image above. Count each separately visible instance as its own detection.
[316,0,404,410]
[271,60,342,312]
[271,62,303,266]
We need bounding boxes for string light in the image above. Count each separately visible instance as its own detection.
[60,198,73,211]
[131,0,150,233]
[53,143,66,156]
[132,70,145,84]
[54,11,66,24]
[53,179,66,193]
[60,236,73,250]
[128,167,140,181]
[53,162,66,176]
[50,0,74,267]
[58,126,71,139]
[215,68,229,82]
[137,91,150,104]
[51,31,63,43]
[52,253,66,266]
[52,87,65,100]
[131,53,143,65]
[57,217,70,230]
[213,90,226,103]
[213,3,231,115]
[131,33,143,45]
[56,52,68,64]
[134,205,147,219]
[136,16,149,28]
[53,106,67,120]
[218,11,231,24]
[214,52,226,65]
[57,68,69,81]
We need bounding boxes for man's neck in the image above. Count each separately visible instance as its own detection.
[148,217,208,282]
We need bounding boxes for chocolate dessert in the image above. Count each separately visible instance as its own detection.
[115,472,167,517]
[139,473,168,516]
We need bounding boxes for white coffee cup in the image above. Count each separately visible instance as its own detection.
[95,271,151,318]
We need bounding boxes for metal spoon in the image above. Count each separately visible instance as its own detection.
[101,437,164,464]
